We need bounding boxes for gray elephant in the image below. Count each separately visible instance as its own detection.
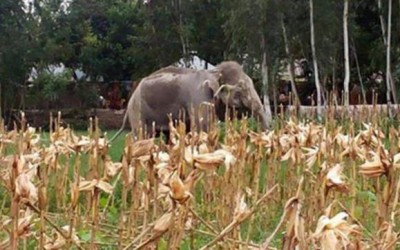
[111,61,270,141]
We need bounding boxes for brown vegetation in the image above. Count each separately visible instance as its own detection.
[0,111,400,249]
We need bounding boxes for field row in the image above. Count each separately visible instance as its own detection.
[0,115,399,249]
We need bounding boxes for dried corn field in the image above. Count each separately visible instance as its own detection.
[1,112,400,249]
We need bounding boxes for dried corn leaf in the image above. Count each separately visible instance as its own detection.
[233,194,250,222]
[169,172,191,203]
[154,211,174,233]
[131,138,154,158]
[15,173,38,203]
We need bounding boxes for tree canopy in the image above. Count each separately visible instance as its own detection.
[1,0,399,113]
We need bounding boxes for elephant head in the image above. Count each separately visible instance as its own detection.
[209,61,270,130]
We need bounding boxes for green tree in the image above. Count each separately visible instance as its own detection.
[30,68,72,108]
[188,0,227,65]
[0,0,35,115]
[223,0,287,121]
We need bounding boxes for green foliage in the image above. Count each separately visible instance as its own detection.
[0,0,35,112]
[2,0,400,114]
[34,69,72,101]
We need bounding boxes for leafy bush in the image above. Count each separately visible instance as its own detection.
[33,68,72,102]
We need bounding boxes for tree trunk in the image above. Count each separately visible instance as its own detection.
[378,0,397,104]
[281,17,301,105]
[386,0,393,114]
[378,0,387,44]
[343,0,350,107]
[0,81,2,123]
[176,0,189,66]
[332,57,339,106]
[351,38,367,104]
[310,0,322,118]
[261,45,273,127]
[272,60,279,116]
[272,82,278,116]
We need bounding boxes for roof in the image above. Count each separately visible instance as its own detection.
[173,55,215,70]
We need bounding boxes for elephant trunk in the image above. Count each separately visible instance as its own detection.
[248,86,271,130]
[256,107,270,130]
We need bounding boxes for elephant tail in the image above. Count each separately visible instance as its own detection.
[109,110,129,144]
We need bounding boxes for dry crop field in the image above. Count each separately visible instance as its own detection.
[0,111,400,249]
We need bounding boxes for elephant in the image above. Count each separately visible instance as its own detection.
[110,61,271,141]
